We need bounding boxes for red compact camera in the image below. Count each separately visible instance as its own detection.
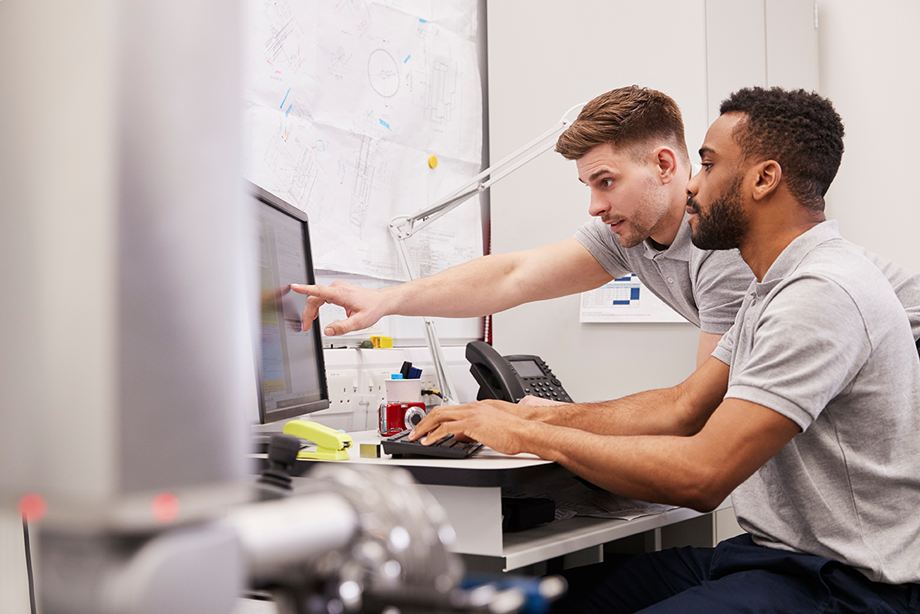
[378,402,428,436]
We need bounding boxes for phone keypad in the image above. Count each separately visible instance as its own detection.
[517,362,572,403]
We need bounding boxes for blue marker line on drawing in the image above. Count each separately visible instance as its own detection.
[379,119,391,130]
[404,55,411,63]
[285,103,293,117]
[280,87,291,109]
[419,18,427,23]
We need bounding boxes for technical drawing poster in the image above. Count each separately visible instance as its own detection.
[243,0,484,282]
[580,274,687,323]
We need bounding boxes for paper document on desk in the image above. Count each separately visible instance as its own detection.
[506,477,677,521]
[551,487,677,521]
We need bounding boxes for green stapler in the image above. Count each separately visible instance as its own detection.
[282,419,353,461]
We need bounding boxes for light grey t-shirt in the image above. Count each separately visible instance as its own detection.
[713,221,920,584]
[574,213,755,334]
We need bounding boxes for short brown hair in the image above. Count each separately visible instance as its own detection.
[555,86,689,164]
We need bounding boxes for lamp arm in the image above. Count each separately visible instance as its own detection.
[389,102,584,241]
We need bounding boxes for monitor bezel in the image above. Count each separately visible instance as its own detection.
[249,181,330,424]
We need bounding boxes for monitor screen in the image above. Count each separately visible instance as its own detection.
[249,182,329,423]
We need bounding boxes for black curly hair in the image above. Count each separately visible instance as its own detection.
[719,87,844,211]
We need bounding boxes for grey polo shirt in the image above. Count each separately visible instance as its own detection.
[855,242,920,341]
[713,221,920,584]
[574,213,755,334]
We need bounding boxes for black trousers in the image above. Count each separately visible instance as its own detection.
[551,534,920,614]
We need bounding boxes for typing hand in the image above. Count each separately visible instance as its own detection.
[290,281,388,335]
[409,400,532,456]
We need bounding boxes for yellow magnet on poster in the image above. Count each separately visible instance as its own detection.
[428,154,438,169]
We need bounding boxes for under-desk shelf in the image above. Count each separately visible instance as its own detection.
[499,507,708,571]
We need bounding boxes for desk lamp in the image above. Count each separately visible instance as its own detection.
[389,103,584,404]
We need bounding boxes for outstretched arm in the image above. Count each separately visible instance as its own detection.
[291,238,612,335]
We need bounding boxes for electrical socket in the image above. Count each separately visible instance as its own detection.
[326,369,359,409]
[419,373,438,394]
[326,365,424,427]
[418,373,440,408]
[365,368,392,406]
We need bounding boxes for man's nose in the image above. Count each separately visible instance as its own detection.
[588,191,609,217]
[686,170,699,198]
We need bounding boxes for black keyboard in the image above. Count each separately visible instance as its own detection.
[382,430,482,459]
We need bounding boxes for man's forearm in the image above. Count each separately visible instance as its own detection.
[382,239,613,320]
[533,386,697,437]
[516,394,799,512]
[516,420,715,509]
[532,358,729,438]
[382,253,525,319]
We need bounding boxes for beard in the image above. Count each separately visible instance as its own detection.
[688,176,748,250]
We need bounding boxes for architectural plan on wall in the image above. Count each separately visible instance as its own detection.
[243,0,484,282]
[580,274,687,324]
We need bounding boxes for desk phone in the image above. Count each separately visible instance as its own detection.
[466,341,573,404]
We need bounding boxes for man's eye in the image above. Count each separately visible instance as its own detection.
[601,179,613,188]
[701,163,713,171]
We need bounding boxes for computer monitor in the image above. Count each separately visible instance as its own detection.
[249,182,330,424]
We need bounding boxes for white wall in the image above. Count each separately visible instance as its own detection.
[817,0,920,272]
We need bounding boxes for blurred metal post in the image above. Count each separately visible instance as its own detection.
[1,0,253,611]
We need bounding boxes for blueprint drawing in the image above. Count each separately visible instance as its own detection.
[243,0,484,282]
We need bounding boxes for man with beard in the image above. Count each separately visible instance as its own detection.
[412,88,920,613]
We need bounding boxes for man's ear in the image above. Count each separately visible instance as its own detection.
[752,160,782,201]
[653,146,679,184]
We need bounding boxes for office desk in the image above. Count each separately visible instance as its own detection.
[273,430,733,572]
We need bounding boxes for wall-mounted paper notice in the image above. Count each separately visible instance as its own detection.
[580,274,686,324]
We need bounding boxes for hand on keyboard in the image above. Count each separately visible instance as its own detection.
[382,429,482,459]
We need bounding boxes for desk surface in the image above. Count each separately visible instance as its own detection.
[281,430,573,488]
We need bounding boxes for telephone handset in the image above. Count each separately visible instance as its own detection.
[465,341,573,404]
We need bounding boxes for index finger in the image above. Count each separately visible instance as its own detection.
[290,283,325,297]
